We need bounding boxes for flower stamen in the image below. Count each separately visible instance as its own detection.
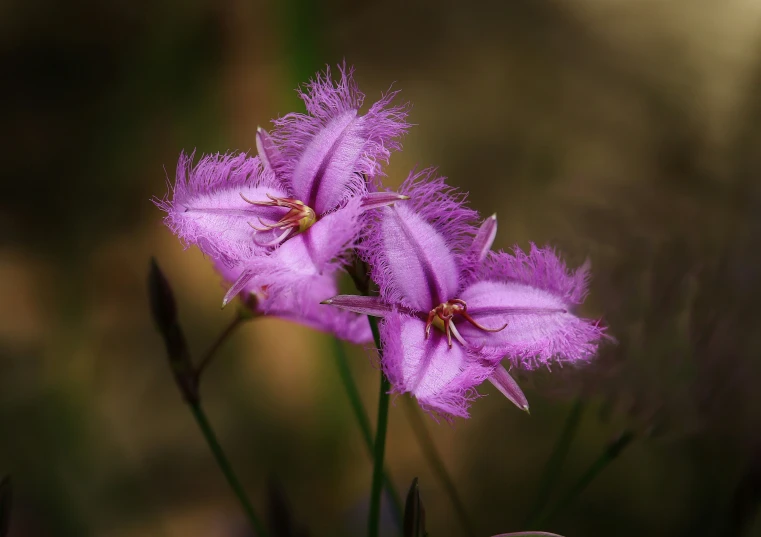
[251,227,294,247]
[425,298,508,348]
[240,192,317,246]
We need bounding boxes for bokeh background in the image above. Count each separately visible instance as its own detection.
[3,0,761,535]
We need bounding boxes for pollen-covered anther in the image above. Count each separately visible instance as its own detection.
[240,192,317,246]
[424,298,508,348]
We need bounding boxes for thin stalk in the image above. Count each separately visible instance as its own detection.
[332,337,404,527]
[368,316,391,537]
[189,403,269,536]
[402,397,477,537]
[532,430,635,527]
[197,310,249,376]
[525,398,586,526]
[149,261,266,536]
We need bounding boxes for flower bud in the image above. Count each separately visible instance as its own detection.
[403,477,426,537]
[147,258,198,403]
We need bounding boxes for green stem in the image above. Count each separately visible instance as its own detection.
[368,316,391,537]
[402,397,477,537]
[150,261,265,536]
[525,398,586,526]
[187,310,265,536]
[332,338,404,527]
[189,403,269,537]
[196,310,249,376]
[533,430,635,527]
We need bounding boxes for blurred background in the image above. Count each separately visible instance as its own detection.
[3,0,761,535]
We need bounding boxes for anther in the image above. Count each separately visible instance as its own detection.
[240,192,317,246]
[424,298,507,348]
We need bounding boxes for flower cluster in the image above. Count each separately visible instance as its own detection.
[156,65,409,343]
[156,64,605,418]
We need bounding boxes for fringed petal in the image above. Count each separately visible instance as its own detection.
[485,244,592,304]
[380,313,493,419]
[154,152,290,265]
[359,169,478,312]
[458,279,605,369]
[214,261,371,343]
[397,169,480,256]
[375,203,459,311]
[288,108,365,213]
[270,64,410,214]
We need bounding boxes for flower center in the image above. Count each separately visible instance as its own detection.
[240,192,317,246]
[425,298,508,348]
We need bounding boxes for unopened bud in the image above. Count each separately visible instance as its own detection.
[404,477,426,537]
[148,257,177,334]
[147,258,198,403]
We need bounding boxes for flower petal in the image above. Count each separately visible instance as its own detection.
[486,244,592,305]
[488,364,530,412]
[214,261,371,343]
[276,197,362,273]
[380,313,493,418]
[458,279,604,369]
[289,108,364,213]
[321,295,394,317]
[154,152,290,264]
[378,203,460,311]
[360,169,479,312]
[225,198,362,302]
[270,65,410,214]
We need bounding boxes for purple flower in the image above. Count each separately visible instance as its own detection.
[156,153,370,339]
[214,260,370,344]
[323,170,605,418]
[155,64,409,306]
